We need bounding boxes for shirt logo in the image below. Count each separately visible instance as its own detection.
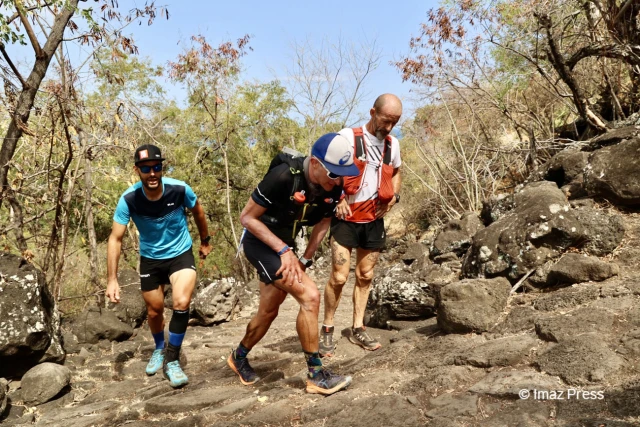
[139,150,149,159]
[167,202,175,206]
[339,152,351,165]
[324,198,334,203]
[140,273,150,278]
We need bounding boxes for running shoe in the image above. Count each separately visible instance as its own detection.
[349,326,381,351]
[319,325,336,357]
[164,360,189,388]
[306,368,352,395]
[227,351,260,385]
[145,349,164,376]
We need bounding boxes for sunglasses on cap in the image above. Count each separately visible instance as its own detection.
[313,156,340,180]
[138,163,163,174]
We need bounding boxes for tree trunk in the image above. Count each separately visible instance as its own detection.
[0,0,79,207]
[81,132,101,305]
[222,147,249,283]
[6,192,27,252]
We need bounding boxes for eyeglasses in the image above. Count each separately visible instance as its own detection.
[313,157,340,180]
[138,163,163,174]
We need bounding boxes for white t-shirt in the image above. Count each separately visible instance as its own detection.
[338,126,401,223]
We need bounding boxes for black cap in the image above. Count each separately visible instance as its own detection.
[134,144,165,164]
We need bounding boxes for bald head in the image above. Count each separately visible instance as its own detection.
[366,94,402,140]
[373,94,403,116]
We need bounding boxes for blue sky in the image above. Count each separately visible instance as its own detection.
[6,0,439,119]
[125,0,436,116]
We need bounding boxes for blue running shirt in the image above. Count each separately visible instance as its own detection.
[113,177,197,259]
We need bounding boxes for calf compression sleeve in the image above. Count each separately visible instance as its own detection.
[168,309,189,348]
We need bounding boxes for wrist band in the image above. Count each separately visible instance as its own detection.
[277,245,291,256]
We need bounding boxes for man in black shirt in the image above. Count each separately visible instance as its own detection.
[228,133,358,395]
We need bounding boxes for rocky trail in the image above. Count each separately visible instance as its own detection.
[5,221,640,427]
[5,128,640,426]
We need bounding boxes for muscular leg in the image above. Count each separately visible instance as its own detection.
[169,268,197,310]
[165,268,197,364]
[271,274,321,352]
[353,249,380,328]
[323,237,352,326]
[142,285,166,334]
[240,282,288,349]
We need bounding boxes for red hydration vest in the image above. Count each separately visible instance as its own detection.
[342,127,395,204]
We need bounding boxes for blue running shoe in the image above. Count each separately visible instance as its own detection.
[145,349,164,376]
[164,360,189,388]
[306,368,351,395]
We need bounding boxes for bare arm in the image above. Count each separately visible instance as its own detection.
[392,166,402,194]
[189,199,212,259]
[240,198,288,253]
[240,198,302,286]
[303,217,331,260]
[106,222,127,303]
[376,167,401,219]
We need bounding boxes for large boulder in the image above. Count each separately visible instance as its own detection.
[480,193,516,225]
[107,269,147,328]
[70,306,134,344]
[437,277,512,334]
[535,334,625,385]
[365,266,437,328]
[431,213,484,257]
[584,135,640,205]
[20,362,71,405]
[462,181,585,280]
[0,254,65,378]
[573,206,625,256]
[190,278,243,326]
[547,253,619,285]
[534,149,589,199]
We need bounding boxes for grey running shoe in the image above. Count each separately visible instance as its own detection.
[319,325,335,357]
[306,368,352,395]
[227,351,260,385]
[164,360,189,388]
[349,326,381,351]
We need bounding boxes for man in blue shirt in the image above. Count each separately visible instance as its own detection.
[106,144,212,388]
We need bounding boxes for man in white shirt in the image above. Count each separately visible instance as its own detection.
[320,94,403,355]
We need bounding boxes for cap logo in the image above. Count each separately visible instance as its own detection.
[139,150,149,160]
[338,152,351,165]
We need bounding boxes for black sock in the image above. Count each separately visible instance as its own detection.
[165,343,180,364]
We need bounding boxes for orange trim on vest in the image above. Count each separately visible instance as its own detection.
[342,127,395,207]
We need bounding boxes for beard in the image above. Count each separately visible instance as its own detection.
[375,130,389,140]
[142,177,161,191]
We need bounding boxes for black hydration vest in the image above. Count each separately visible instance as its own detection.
[260,151,339,242]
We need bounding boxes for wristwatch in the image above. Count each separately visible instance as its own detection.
[394,193,400,204]
[201,235,212,244]
[299,256,313,268]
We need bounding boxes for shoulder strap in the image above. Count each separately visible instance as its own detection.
[353,127,365,160]
[267,152,305,200]
[383,136,392,165]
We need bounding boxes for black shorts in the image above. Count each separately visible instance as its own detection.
[139,248,196,291]
[330,217,386,250]
[242,231,287,285]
